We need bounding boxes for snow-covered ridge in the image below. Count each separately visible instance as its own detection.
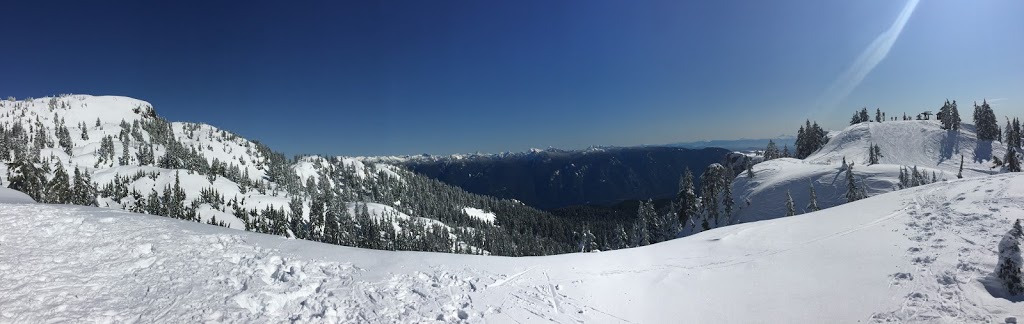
[726,120,1008,231]
[2,172,1022,322]
[355,145,636,164]
[0,94,590,256]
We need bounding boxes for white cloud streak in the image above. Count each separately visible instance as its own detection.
[815,0,921,113]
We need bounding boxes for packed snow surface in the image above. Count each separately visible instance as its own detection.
[3,172,1024,323]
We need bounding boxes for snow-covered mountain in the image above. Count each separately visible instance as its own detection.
[0,95,588,256]
[2,172,1021,322]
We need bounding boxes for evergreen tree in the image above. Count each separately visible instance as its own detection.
[1011,118,1019,148]
[1006,146,1021,172]
[795,120,829,159]
[611,224,629,249]
[763,140,780,160]
[1007,119,1017,148]
[806,182,819,212]
[699,164,727,230]
[45,162,71,204]
[973,99,1000,141]
[288,196,306,239]
[845,163,861,202]
[323,193,343,244]
[950,100,961,131]
[868,143,883,165]
[785,190,795,216]
[72,166,96,206]
[676,168,697,229]
[578,226,597,252]
[7,158,46,201]
[997,219,1023,295]
[721,168,734,224]
[875,108,882,123]
[957,155,964,179]
[937,99,961,130]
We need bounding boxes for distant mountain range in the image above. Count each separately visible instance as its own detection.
[379,146,731,210]
[669,137,796,151]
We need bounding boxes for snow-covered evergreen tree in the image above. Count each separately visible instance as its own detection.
[997,219,1023,295]
[795,120,829,159]
[45,162,71,204]
[677,168,697,229]
[785,190,795,216]
[973,99,1000,141]
[806,182,819,212]
[845,163,861,202]
[763,140,780,160]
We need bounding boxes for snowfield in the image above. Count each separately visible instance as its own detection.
[2,173,1023,323]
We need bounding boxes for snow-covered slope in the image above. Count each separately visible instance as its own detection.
[806,120,1005,177]
[0,95,583,256]
[730,120,1005,227]
[3,174,1022,323]
[731,158,948,224]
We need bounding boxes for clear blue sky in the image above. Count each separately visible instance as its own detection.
[1,0,1021,156]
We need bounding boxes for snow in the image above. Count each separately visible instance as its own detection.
[0,186,34,204]
[806,120,1005,177]
[463,207,497,223]
[729,158,947,225]
[3,174,1023,322]
[730,120,999,228]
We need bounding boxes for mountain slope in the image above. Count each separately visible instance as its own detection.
[726,120,1007,229]
[2,173,1022,323]
[0,95,586,256]
[806,120,1005,176]
[382,146,730,209]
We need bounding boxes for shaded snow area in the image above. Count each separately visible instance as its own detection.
[3,170,1024,323]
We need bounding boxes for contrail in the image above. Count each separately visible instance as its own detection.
[813,0,921,115]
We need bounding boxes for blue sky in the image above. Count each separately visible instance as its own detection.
[1,0,1021,156]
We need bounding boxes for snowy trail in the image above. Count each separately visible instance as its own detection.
[2,174,1023,323]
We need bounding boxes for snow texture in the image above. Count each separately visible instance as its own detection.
[2,173,1023,322]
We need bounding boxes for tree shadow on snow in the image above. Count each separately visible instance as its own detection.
[939,130,959,164]
[979,276,1024,303]
[974,141,993,163]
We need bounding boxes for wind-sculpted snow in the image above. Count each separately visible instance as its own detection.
[2,174,1022,322]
